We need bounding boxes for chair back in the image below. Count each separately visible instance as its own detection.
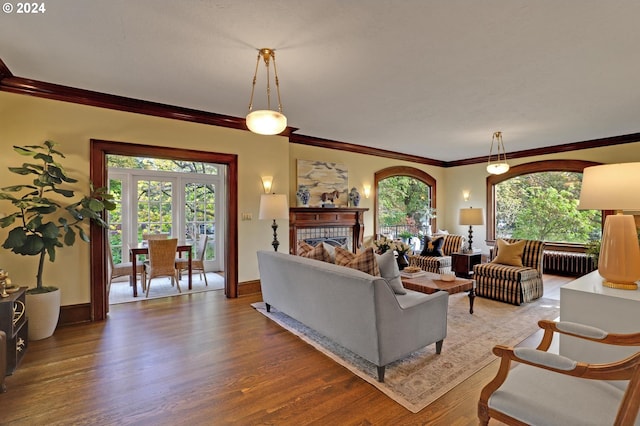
[496,239,545,272]
[143,233,170,241]
[196,235,209,262]
[108,244,116,270]
[441,234,464,256]
[148,238,179,276]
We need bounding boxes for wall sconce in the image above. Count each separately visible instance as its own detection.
[362,184,371,199]
[261,176,273,194]
[463,191,470,202]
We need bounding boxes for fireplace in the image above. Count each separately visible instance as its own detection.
[289,207,368,254]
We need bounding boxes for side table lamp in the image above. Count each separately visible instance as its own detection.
[578,162,640,290]
[259,193,289,252]
[459,207,484,253]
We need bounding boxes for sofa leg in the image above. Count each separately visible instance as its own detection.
[266,303,271,313]
[377,366,385,382]
[436,339,443,354]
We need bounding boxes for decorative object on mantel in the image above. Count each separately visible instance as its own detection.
[0,269,11,298]
[0,141,116,340]
[258,193,289,252]
[296,159,348,207]
[349,187,361,207]
[246,48,287,135]
[578,162,640,290]
[296,185,310,207]
[486,131,510,175]
[459,207,484,253]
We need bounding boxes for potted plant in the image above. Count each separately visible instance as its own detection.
[0,141,115,340]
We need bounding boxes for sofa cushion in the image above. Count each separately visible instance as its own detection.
[492,239,526,267]
[335,247,380,276]
[376,250,407,295]
[297,240,332,263]
[420,235,445,257]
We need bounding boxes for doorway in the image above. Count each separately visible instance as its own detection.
[90,139,238,321]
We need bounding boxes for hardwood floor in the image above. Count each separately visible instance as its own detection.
[2,275,573,425]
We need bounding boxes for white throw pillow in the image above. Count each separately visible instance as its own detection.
[376,250,407,295]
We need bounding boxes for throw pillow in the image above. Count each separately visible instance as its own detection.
[375,250,407,294]
[420,235,444,257]
[335,247,380,276]
[298,241,332,263]
[297,240,315,256]
[492,239,526,267]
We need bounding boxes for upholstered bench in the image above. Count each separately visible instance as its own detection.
[473,239,545,305]
[409,234,465,274]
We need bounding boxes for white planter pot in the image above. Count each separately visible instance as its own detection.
[26,288,61,341]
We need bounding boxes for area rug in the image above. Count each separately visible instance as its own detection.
[251,293,560,413]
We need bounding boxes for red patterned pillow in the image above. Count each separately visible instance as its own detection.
[334,247,380,276]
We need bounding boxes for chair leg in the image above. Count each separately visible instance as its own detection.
[202,270,208,286]
[145,277,152,297]
[174,272,182,293]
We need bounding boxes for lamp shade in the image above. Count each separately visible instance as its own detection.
[246,110,287,135]
[259,194,289,220]
[459,207,484,225]
[578,163,640,210]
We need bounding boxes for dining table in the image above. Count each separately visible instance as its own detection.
[129,242,193,297]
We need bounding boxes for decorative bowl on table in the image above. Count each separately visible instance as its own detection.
[440,273,456,282]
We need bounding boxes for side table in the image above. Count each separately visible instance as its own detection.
[0,287,28,376]
[451,252,482,278]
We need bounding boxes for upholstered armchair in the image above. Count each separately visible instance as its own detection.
[478,320,640,425]
[409,234,465,274]
[473,238,545,305]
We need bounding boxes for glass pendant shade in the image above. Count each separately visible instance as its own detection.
[486,162,510,175]
[246,110,287,135]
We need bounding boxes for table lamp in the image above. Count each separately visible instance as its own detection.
[459,207,484,253]
[578,163,640,290]
[259,193,289,252]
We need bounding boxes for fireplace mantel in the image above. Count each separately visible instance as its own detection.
[289,207,369,254]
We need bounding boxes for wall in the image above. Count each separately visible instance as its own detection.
[443,141,640,255]
[0,91,288,305]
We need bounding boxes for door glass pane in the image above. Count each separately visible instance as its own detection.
[184,182,216,261]
[108,177,124,263]
[137,179,173,239]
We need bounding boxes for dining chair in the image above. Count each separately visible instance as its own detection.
[142,233,170,241]
[176,235,209,286]
[108,245,144,296]
[143,238,181,297]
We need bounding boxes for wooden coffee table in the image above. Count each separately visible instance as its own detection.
[401,272,476,314]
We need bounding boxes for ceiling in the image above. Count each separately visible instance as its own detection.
[1,1,639,162]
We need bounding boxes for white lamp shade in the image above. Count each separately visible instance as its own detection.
[259,194,289,220]
[578,162,640,210]
[246,110,287,135]
[459,207,484,225]
[486,163,510,175]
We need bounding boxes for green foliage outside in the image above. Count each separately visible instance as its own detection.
[378,176,433,235]
[496,171,601,244]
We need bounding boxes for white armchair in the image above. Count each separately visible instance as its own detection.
[478,320,640,426]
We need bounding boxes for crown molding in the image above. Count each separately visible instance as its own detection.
[1,57,637,166]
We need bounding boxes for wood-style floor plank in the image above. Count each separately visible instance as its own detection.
[1,275,572,425]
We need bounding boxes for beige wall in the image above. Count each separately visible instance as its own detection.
[2,90,638,307]
[443,142,640,255]
[0,92,288,305]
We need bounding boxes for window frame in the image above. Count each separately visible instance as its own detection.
[486,159,607,252]
[374,166,436,239]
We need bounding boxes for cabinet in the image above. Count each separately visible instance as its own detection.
[560,271,640,363]
[451,252,482,278]
[0,287,28,375]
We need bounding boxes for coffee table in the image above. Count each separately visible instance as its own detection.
[401,272,476,314]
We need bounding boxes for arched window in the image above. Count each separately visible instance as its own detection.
[374,166,436,241]
[486,160,604,251]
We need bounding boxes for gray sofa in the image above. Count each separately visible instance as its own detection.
[257,250,449,382]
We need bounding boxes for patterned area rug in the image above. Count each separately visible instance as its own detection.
[251,293,560,413]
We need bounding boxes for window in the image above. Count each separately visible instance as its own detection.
[374,166,436,243]
[487,160,602,250]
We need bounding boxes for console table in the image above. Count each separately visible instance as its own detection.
[289,207,368,254]
[559,270,640,363]
[0,287,28,375]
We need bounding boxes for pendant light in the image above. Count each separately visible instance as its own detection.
[487,131,510,175]
[246,48,287,135]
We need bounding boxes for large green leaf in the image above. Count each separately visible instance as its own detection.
[0,214,17,228]
[64,227,76,246]
[39,221,61,240]
[2,227,27,249]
